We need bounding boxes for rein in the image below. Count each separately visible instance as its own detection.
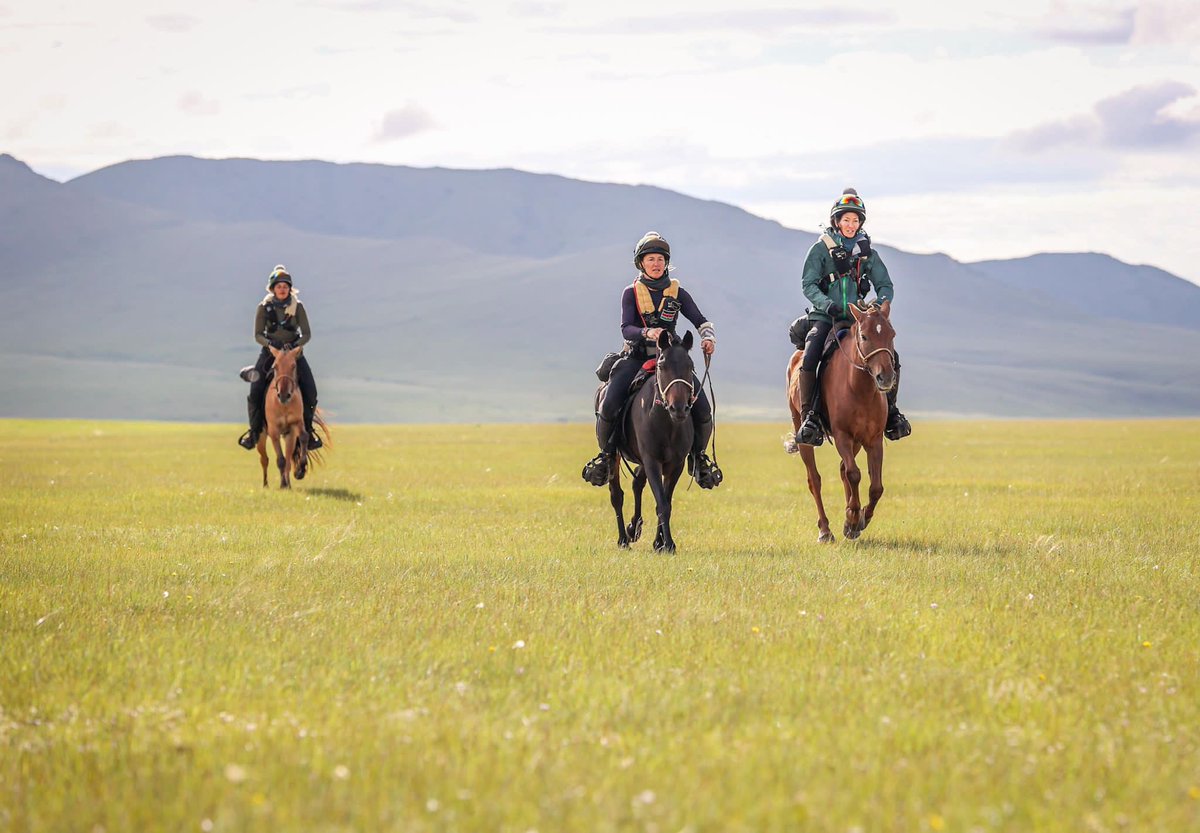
[841,319,896,376]
[653,350,698,408]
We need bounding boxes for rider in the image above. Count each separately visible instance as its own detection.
[791,188,911,446]
[237,265,322,450]
[582,231,722,489]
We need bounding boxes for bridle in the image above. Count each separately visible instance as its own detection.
[841,310,897,385]
[653,346,697,409]
[271,361,298,400]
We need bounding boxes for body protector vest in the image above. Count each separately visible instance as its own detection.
[264,302,298,338]
[632,279,681,356]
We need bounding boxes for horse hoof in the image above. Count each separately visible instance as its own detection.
[844,525,861,540]
[655,542,677,554]
[618,539,630,549]
[626,519,643,542]
[818,531,835,544]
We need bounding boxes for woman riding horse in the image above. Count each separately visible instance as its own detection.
[791,188,910,446]
[582,232,722,489]
[238,265,322,450]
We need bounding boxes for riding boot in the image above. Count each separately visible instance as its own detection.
[582,415,616,486]
[884,370,912,441]
[688,416,722,489]
[796,369,825,446]
[239,398,263,450]
[304,403,323,449]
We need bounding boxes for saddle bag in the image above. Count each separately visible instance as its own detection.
[595,351,623,382]
[788,312,813,349]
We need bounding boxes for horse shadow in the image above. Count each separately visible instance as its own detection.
[305,487,364,503]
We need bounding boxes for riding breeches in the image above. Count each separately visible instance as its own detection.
[801,320,833,372]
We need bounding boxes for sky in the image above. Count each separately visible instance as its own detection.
[4,0,1200,284]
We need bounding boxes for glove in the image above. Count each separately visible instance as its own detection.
[269,340,283,349]
[830,247,852,275]
[826,302,844,319]
[857,236,872,258]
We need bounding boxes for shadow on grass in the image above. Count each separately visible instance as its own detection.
[849,536,1021,558]
[305,487,366,503]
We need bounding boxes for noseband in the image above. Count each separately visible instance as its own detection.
[843,317,897,388]
[653,352,697,409]
[272,364,298,399]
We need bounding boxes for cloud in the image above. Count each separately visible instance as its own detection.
[373,104,436,141]
[1131,0,1200,44]
[179,91,220,116]
[1035,6,1135,44]
[1010,82,1200,151]
[545,7,891,35]
[317,0,475,21]
[146,14,200,33]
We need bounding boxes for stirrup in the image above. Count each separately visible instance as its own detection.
[237,430,258,450]
[797,413,824,446]
[581,452,612,486]
[885,410,912,441]
[691,453,723,489]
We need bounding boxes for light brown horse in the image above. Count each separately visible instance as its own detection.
[786,301,897,542]
[256,346,326,488]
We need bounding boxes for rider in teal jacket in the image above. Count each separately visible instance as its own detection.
[792,188,910,446]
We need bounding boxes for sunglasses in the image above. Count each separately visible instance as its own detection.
[836,194,864,208]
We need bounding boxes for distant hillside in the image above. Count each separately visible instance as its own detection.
[2,152,1200,421]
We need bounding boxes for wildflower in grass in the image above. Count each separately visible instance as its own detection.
[929,814,945,830]
[426,798,440,812]
[1188,786,1200,800]
[224,764,247,783]
[752,626,761,634]
[333,765,350,780]
[1142,641,1152,648]
[513,640,526,649]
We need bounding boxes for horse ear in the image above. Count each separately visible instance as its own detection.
[682,330,693,350]
[657,329,672,350]
[269,346,281,359]
[849,303,864,322]
[880,300,891,319]
[293,346,303,357]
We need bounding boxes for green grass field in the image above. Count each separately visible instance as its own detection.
[2,419,1198,832]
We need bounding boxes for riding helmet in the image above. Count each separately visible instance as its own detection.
[267,264,292,291]
[633,232,671,270]
[830,188,866,225]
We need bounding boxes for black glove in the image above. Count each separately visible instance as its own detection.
[857,236,872,259]
[827,302,844,319]
[830,247,852,275]
[269,340,283,349]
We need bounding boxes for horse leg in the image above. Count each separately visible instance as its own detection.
[642,459,674,554]
[836,438,864,539]
[272,432,288,489]
[657,459,686,553]
[627,466,646,543]
[257,434,269,488]
[294,429,308,481]
[798,444,834,543]
[860,438,885,532]
[609,455,629,548]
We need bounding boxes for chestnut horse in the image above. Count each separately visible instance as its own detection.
[604,330,697,553]
[256,346,326,488]
[786,302,897,542]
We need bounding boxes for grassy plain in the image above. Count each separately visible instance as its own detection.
[2,418,1198,832]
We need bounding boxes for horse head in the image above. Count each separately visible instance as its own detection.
[654,329,696,423]
[269,345,302,405]
[848,301,897,393]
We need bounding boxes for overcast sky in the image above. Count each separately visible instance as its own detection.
[4,0,1199,284]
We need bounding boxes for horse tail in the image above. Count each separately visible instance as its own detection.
[307,407,331,466]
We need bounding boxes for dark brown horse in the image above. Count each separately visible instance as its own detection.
[605,330,697,553]
[786,301,897,542]
[256,346,327,488]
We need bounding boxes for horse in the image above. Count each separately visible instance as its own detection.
[256,346,327,488]
[603,330,698,553]
[785,301,897,542]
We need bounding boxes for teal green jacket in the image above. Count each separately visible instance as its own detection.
[801,230,894,323]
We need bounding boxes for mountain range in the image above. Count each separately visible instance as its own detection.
[3,152,1199,422]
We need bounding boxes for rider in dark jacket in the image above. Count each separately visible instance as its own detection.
[791,189,911,446]
[237,265,322,450]
[582,232,722,488]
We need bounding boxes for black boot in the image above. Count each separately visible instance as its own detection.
[304,403,323,449]
[688,417,722,488]
[796,369,824,446]
[582,415,616,486]
[884,369,911,441]
[238,397,264,450]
